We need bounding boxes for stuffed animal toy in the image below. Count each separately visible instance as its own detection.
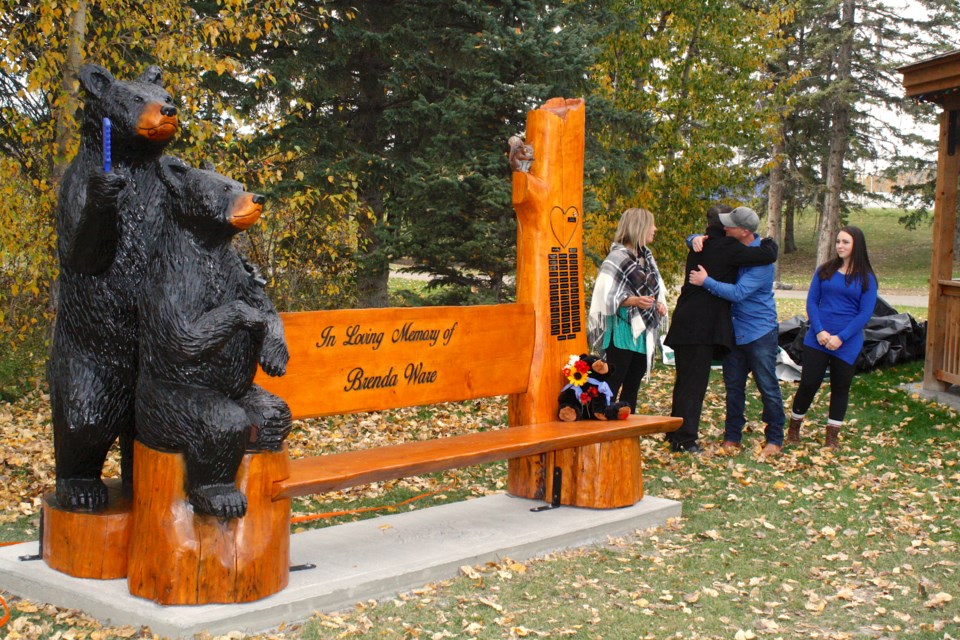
[558,353,632,422]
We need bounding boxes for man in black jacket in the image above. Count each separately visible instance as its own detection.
[664,205,778,453]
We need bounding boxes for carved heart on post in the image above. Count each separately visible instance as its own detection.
[549,206,579,249]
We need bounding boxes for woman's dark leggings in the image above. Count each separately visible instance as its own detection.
[604,342,647,412]
[791,345,856,422]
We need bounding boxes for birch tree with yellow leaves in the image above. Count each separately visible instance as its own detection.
[585,0,799,284]
[0,0,347,372]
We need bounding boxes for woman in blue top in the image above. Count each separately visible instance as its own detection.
[588,207,667,413]
[787,226,878,450]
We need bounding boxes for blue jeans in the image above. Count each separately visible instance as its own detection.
[722,328,785,446]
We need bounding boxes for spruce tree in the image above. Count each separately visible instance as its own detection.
[227,0,598,307]
[764,0,960,266]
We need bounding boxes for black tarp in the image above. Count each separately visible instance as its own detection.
[778,297,927,373]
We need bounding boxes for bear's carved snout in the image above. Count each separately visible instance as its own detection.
[136,102,179,142]
[229,193,264,230]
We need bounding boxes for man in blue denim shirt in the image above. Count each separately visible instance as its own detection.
[688,206,784,457]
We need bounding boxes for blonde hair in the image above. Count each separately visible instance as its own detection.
[614,207,655,252]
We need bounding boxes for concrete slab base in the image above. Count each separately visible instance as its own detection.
[902,381,960,412]
[0,493,680,639]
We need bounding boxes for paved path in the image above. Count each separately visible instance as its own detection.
[390,266,930,309]
[774,288,927,309]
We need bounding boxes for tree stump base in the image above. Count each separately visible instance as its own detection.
[126,441,291,605]
[508,437,643,508]
[42,479,132,579]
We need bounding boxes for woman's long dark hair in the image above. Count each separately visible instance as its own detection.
[817,225,876,292]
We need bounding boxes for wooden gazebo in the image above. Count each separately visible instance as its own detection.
[900,50,960,392]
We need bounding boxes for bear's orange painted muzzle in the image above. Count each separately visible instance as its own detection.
[136,102,179,142]
[229,193,263,230]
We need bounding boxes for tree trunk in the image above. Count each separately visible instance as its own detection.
[784,190,797,254]
[51,0,87,184]
[766,128,786,284]
[816,0,855,266]
[953,183,960,256]
[354,196,390,308]
[48,0,87,315]
[663,20,702,176]
[490,269,505,303]
[353,47,390,309]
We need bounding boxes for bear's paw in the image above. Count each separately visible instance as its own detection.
[189,483,248,520]
[56,478,109,511]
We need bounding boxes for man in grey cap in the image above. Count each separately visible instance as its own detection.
[688,206,785,457]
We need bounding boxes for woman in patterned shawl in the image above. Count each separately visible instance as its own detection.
[587,207,667,413]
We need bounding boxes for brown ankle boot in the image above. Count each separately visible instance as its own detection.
[825,424,840,450]
[786,416,802,444]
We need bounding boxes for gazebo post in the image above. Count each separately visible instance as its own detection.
[900,51,960,393]
[924,96,960,391]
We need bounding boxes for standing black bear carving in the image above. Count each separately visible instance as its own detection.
[48,64,178,511]
[136,157,291,519]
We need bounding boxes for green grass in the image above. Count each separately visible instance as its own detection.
[0,515,38,544]
[0,209,949,637]
[286,359,958,640]
[776,207,941,292]
[1,318,954,639]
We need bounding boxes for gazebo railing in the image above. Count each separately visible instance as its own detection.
[936,280,960,386]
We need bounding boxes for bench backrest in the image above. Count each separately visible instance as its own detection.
[255,304,536,419]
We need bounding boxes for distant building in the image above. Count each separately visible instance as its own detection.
[853,169,931,207]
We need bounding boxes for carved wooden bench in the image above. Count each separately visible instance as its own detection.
[114,301,679,605]
[258,304,682,504]
[42,97,681,607]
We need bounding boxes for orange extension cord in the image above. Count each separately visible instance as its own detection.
[290,487,446,524]
[0,593,9,628]
[0,487,449,534]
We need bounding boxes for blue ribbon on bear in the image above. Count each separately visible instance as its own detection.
[561,377,613,404]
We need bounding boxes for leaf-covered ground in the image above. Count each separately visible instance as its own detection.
[1,359,958,639]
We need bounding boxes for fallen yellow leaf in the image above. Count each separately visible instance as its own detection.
[460,565,481,579]
[924,592,953,608]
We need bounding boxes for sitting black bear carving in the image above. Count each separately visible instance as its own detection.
[136,157,291,519]
[48,63,178,511]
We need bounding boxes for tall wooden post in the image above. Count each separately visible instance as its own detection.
[924,96,960,391]
[899,52,960,392]
[506,98,643,508]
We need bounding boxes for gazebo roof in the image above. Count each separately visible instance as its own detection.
[900,49,960,104]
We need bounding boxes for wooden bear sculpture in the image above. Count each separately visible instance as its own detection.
[135,157,291,519]
[48,63,179,511]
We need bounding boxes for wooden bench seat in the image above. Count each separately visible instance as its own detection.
[274,415,679,498]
